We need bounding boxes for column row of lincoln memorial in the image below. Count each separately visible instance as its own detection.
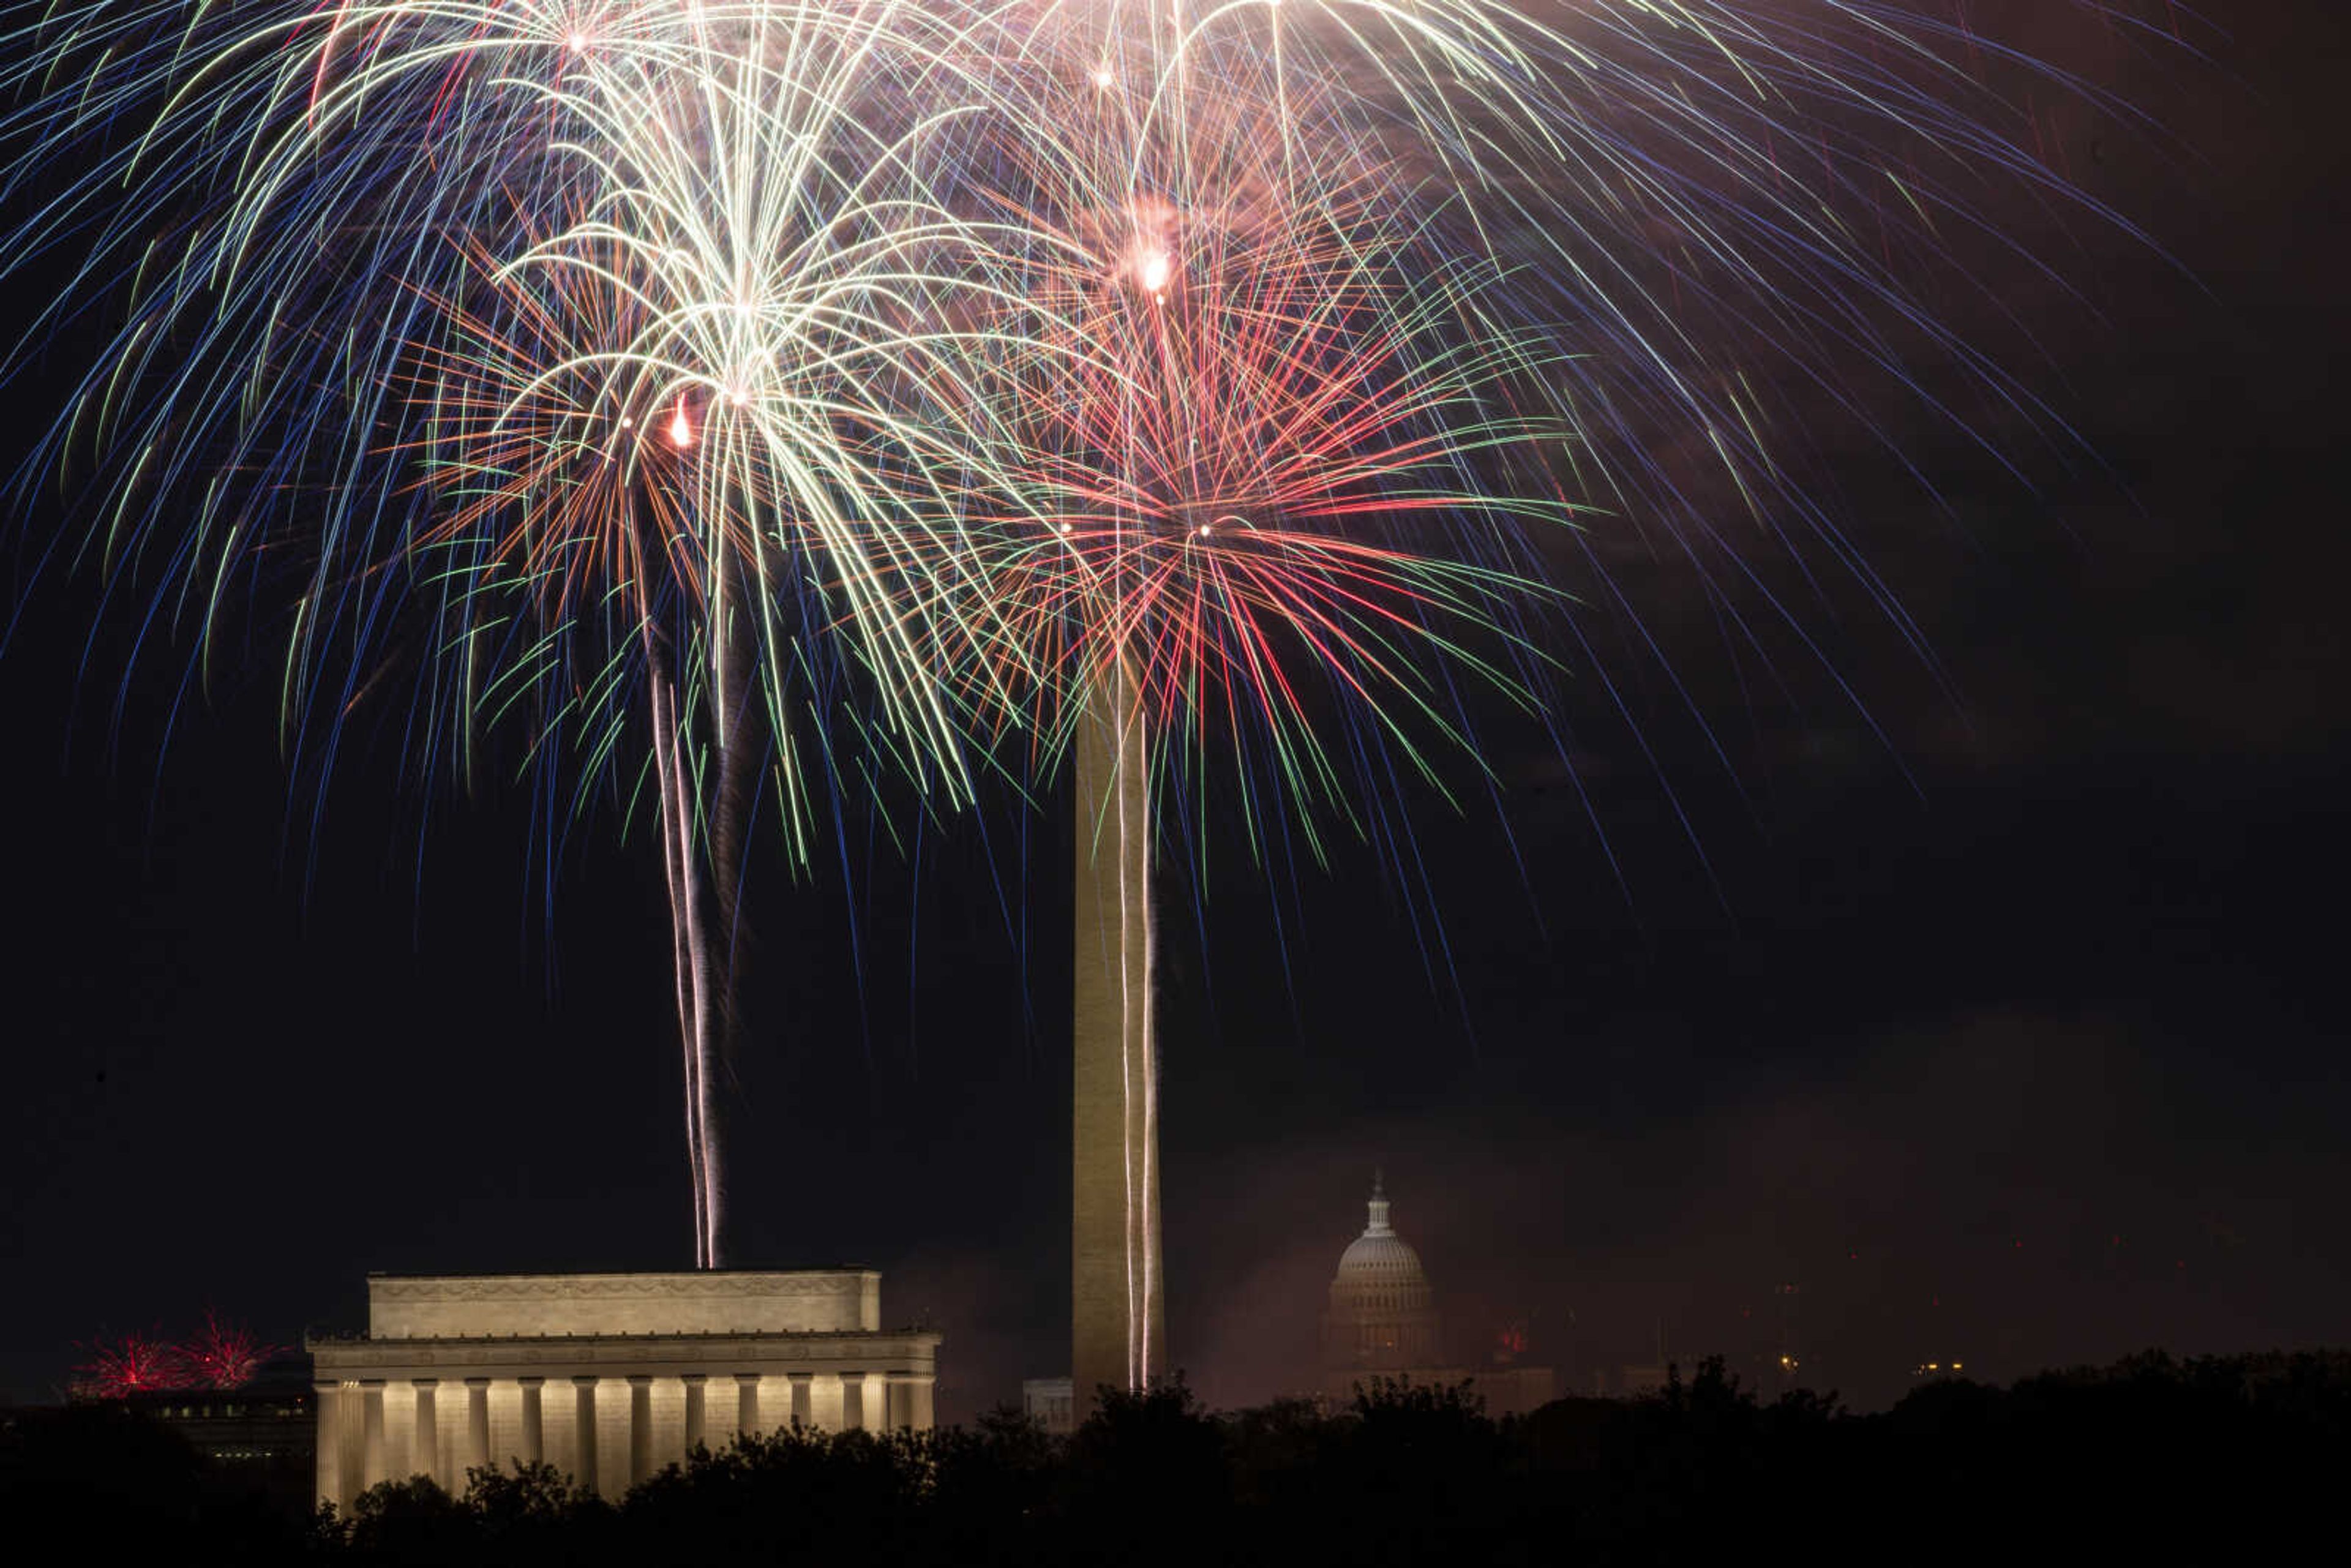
[309,1272,940,1512]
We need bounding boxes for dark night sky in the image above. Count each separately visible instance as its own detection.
[2,2,2345,1422]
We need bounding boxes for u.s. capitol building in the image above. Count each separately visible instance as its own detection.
[1321,1176,1556,1417]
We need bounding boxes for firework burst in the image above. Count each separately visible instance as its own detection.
[378,15,1052,1264]
[959,137,1573,853]
[69,1315,281,1396]
[69,1332,187,1399]
[2,0,2193,1304]
[184,1311,283,1388]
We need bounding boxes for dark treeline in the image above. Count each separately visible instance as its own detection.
[6,1351,2342,1564]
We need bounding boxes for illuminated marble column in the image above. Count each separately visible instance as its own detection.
[707,1372,740,1450]
[735,1372,760,1438]
[681,1374,707,1455]
[839,1371,866,1431]
[337,1382,363,1506]
[909,1375,935,1431]
[411,1380,438,1486]
[517,1377,544,1466]
[313,1381,345,1512]
[883,1374,910,1431]
[359,1381,386,1489]
[888,1373,937,1431]
[786,1371,813,1430]
[572,1377,599,1494]
[465,1378,490,1476]
[628,1376,653,1487]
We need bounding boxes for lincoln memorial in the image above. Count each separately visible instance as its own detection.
[307,1270,940,1510]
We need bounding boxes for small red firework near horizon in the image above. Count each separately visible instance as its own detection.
[69,1332,188,1398]
[183,1310,280,1389]
[71,1312,283,1397]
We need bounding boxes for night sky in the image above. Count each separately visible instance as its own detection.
[2,1,2344,1423]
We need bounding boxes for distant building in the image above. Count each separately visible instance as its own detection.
[121,1357,315,1465]
[113,1356,317,1514]
[1603,1364,1671,1398]
[1021,1376,1076,1435]
[307,1270,939,1512]
[1318,1174,1556,1418]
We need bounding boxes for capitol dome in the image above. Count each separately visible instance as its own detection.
[1322,1173,1442,1371]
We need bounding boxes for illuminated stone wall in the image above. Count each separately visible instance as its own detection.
[367,1270,880,1338]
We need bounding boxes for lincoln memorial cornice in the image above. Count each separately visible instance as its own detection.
[307,1331,942,1373]
[367,1272,873,1300]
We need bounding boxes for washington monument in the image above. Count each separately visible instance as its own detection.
[1072,670,1164,1400]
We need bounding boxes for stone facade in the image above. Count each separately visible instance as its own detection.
[308,1271,938,1511]
[366,1270,881,1338]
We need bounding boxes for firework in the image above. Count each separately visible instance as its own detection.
[2,0,2186,1305]
[70,1332,187,1399]
[2,1,1059,1266]
[380,10,1052,1264]
[69,1315,281,1396]
[184,1311,283,1388]
[972,2,2178,719]
[924,5,2180,1393]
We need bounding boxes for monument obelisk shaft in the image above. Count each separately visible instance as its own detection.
[1073,669,1163,1403]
